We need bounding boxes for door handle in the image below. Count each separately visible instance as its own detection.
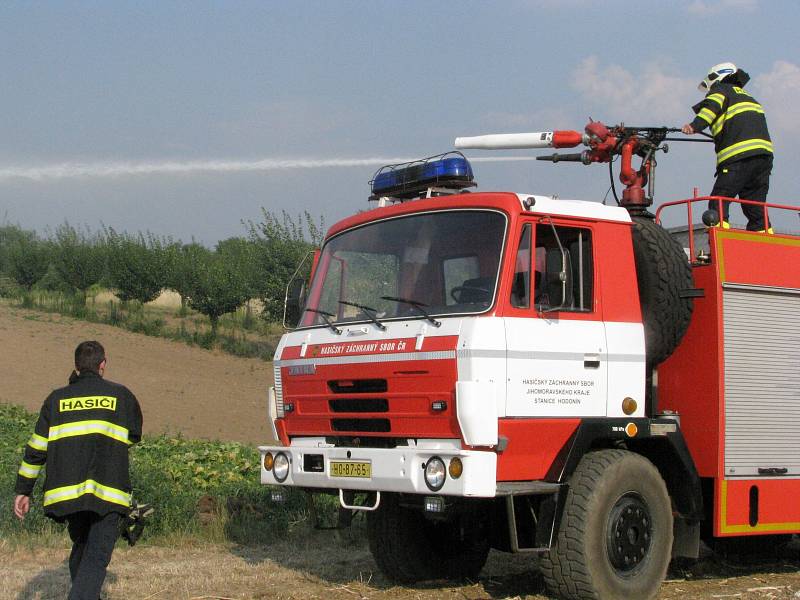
[583,354,600,369]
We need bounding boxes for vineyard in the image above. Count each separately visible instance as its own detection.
[0,210,322,360]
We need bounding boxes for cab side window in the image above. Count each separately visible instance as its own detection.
[510,224,532,308]
[535,224,593,312]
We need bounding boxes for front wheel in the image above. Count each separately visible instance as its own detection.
[540,450,673,600]
[367,493,490,583]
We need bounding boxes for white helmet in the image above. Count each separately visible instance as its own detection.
[699,62,737,91]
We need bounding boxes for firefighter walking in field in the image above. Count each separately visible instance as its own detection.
[13,341,143,600]
[682,62,774,232]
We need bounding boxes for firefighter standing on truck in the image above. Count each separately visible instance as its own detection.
[682,62,774,232]
[13,341,143,600]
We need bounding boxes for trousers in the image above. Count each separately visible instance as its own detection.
[709,154,773,230]
[66,511,121,600]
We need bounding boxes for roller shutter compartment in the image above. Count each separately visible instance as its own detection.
[723,284,800,477]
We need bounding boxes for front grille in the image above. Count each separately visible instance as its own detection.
[331,418,391,432]
[328,379,388,394]
[273,365,284,417]
[329,398,389,413]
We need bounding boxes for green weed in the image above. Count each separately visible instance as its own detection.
[0,404,326,545]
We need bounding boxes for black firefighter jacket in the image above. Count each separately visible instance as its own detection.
[689,75,773,169]
[15,371,143,520]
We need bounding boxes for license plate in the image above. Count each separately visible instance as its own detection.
[330,460,372,479]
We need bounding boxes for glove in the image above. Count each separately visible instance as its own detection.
[120,501,154,546]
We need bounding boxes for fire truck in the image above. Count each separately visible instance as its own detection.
[258,121,800,600]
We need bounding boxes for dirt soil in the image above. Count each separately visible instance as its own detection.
[2,302,800,599]
[0,303,276,444]
[3,535,800,600]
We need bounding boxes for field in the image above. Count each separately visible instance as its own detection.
[2,302,800,599]
[0,301,275,444]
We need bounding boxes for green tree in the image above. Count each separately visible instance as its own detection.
[7,232,51,289]
[183,245,252,335]
[165,241,205,312]
[0,224,32,276]
[49,223,106,301]
[106,229,170,304]
[246,210,323,321]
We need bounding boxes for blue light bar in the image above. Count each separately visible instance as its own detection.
[370,152,476,200]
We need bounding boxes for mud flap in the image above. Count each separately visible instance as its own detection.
[672,515,700,559]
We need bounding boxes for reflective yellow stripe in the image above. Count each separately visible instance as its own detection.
[711,101,765,136]
[707,93,725,107]
[18,460,42,479]
[28,433,48,452]
[717,138,774,164]
[49,420,130,445]
[698,108,716,125]
[43,479,131,508]
[726,101,763,117]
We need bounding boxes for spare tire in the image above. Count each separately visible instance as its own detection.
[631,216,694,366]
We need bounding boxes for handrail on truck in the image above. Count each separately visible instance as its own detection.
[655,193,800,265]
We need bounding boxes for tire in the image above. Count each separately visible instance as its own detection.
[540,450,673,600]
[631,216,694,366]
[367,493,490,583]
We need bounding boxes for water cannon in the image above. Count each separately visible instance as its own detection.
[456,121,706,213]
[455,130,587,151]
[537,152,591,164]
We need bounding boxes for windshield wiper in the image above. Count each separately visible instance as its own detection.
[381,296,441,328]
[338,301,387,331]
[304,308,342,335]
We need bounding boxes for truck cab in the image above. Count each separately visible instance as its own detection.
[264,189,650,494]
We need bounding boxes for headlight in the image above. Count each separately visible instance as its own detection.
[424,456,446,491]
[263,452,274,471]
[273,452,290,483]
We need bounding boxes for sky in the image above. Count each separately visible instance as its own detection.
[1,0,799,243]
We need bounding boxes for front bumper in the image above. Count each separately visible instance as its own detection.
[259,438,497,497]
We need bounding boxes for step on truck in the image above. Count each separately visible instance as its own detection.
[259,121,800,600]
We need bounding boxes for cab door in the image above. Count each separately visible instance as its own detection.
[504,219,609,417]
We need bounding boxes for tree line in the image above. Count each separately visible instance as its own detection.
[0,210,323,333]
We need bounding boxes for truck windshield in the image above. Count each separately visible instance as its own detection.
[299,210,507,328]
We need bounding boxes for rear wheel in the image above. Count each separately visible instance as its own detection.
[367,493,490,583]
[541,450,673,600]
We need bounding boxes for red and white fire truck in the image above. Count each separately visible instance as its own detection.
[259,121,800,600]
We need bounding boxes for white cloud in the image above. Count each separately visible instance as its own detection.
[687,0,758,15]
[753,60,800,137]
[571,56,696,124]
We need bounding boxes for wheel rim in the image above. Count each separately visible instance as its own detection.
[606,492,652,575]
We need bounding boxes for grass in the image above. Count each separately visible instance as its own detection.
[0,404,341,547]
[3,289,282,361]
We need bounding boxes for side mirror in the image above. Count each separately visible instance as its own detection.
[283,277,307,329]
